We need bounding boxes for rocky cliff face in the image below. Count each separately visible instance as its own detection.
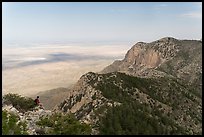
[101,37,201,83]
[102,37,178,74]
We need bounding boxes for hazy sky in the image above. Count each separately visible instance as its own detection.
[2,2,202,46]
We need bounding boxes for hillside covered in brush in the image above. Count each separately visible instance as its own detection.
[55,71,202,135]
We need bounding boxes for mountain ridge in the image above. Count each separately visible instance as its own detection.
[54,37,202,135]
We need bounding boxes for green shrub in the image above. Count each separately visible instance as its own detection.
[36,113,92,135]
[91,93,97,100]
[99,102,186,135]
[2,110,28,135]
[3,93,36,112]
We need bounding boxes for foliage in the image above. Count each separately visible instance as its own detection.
[89,72,198,135]
[36,113,92,135]
[3,93,36,112]
[2,110,28,135]
[98,96,187,135]
[94,72,198,109]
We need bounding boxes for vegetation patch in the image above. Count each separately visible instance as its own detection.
[3,93,36,112]
[36,113,92,135]
[2,110,28,135]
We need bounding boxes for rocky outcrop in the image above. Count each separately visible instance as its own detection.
[2,104,52,135]
[102,37,178,75]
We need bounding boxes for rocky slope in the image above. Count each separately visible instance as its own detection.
[54,72,121,134]
[2,94,91,135]
[55,37,202,135]
[2,104,52,135]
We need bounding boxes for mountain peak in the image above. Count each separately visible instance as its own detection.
[102,37,202,83]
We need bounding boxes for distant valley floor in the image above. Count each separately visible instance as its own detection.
[2,59,113,98]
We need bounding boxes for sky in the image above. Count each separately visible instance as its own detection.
[2,2,202,47]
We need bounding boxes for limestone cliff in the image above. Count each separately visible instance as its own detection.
[102,37,201,82]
